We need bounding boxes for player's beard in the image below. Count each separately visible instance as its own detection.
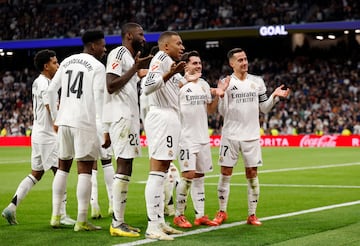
[133,40,145,55]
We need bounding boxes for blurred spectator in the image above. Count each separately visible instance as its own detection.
[1,0,359,40]
[1,53,359,136]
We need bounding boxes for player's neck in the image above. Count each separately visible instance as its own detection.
[234,71,247,81]
[41,71,52,80]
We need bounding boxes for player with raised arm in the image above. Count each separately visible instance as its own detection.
[103,22,153,238]
[142,31,186,241]
[173,50,228,228]
[1,50,75,226]
[213,48,290,226]
[45,30,108,232]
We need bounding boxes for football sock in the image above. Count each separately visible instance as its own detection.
[60,191,68,216]
[90,169,99,209]
[102,161,114,207]
[175,177,192,216]
[77,173,92,222]
[218,174,231,212]
[164,171,173,207]
[247,176,260,216]
[145,171,165,223]
[191,176,205,218]
[112,174,129,226]
[9,174,38,210]
[52,170,68,216]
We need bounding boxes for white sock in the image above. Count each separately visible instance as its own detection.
[145,171,165,224]
[218,174,231,212]
[191,176,205,218]
[164,171,173,208]
[102,162,115,207]
[90,169,99,209]
[8,174,38,211]
[112,174,129,226]
[52,170,68,216]
[175,177,192,216]
[247,176,260,216]
[76,173,92,222]
[60,190,68,217]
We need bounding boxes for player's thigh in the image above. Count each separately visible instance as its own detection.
[239,139,263,167]
[73,127,99,161]
[178,143,197,172]
[110,117,141,159]
[145,109,180,160]
[218,137,241,167]
[196,143,213,174]
[57,126,75,160]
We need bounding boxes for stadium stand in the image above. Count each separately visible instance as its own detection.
[0,0,359,40]
[0,1,359,136]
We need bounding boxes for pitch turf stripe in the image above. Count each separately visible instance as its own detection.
[113,200,360,246]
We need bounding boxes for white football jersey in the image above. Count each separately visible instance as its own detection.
[143,50,182,111]
[103,46,139,123]
[219,73,267,141]
[31,74,57,143]
[46,53,106,131]
[179,78,212,145]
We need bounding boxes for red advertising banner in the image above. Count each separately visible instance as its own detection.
[0,135,359,147]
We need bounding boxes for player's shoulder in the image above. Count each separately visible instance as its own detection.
[108,46,130,60]
[154,51,170,62]
[33,74,48,87]
[247,73,264,83]
[198,78,210,87]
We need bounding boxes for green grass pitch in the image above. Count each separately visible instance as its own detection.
[0,147,359,245]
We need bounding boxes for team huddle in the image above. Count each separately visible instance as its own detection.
[1,22,290,241]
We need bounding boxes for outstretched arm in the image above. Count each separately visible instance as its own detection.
[259,84,290,114]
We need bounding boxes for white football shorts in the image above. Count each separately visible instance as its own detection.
[31,141,58,171]
[218,137,263,168]
[109,117,141,159]
[178,143,213,174]
[144,107,180,160]
[57,126,100,161]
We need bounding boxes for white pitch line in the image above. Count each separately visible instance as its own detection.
[0,159,29,164]
[206,162,360,178]
[113,200,360,246]
[136,162,360,184]
[205,183,360,189]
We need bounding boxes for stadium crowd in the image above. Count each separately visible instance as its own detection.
[1,0,359,40]
[1,0,359,136]
[1,54,359,137]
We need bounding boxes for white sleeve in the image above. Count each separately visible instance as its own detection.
[259,93,279,114]
[143,70,165,95]
[44,68,62,122]
[218,91,228,116]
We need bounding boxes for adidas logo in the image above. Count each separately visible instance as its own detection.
[186,88,192,93]
[231,85,238,90]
